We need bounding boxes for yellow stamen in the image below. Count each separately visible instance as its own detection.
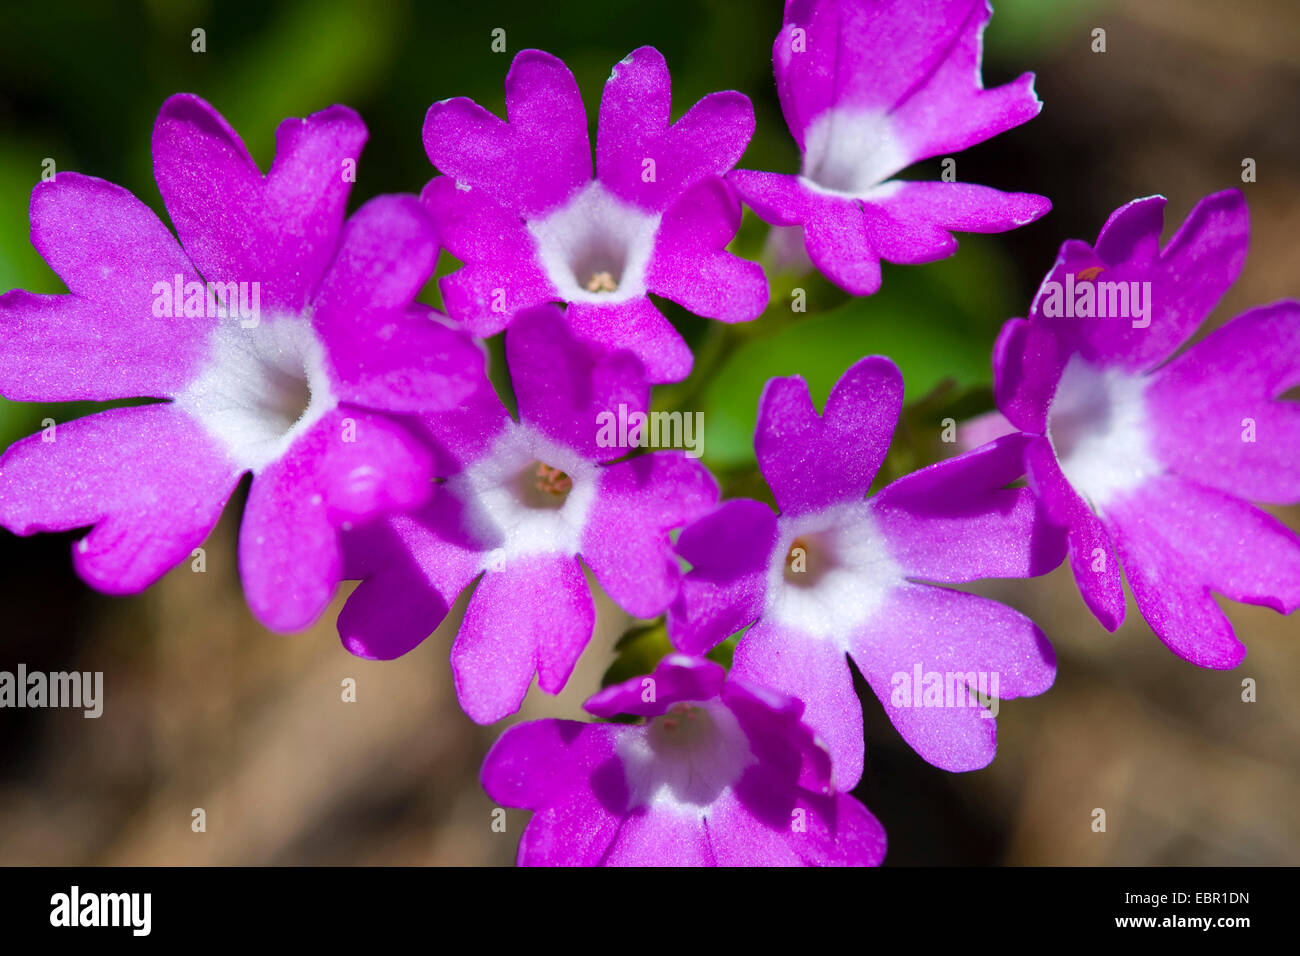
[585,270,619,293]
[534,462,572,497]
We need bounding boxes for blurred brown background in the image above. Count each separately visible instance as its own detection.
[0,0,1297,865]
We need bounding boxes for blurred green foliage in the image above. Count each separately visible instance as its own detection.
[698,237,1022,471]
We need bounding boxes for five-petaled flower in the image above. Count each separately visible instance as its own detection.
[0,94,483,632]
[338,304,717,724]
[980,189,1300,668]
[730,0,1050,294]
[667,356,1064,784]
[482,654,888,865]
[422,46,768,383]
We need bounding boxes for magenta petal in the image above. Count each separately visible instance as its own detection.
[423,50,590,217]
[312,194,436,333]
[809,792,889,866]
[646,177,768,322]
[0,405,238,593]
[585,654,726,719]
[871,433,1065,582]
[869,181,1050,247]
[602,808,714,866]
[1093,194,1167,266]
[991,316,1068,434]
[1024,437,1126,631]
[851,583,1055,773]
[563,297,693,384]
[422,176,554,335]
[481,719,624,810]
[153,94,365,314]
[506,304,650,458]
[312,195,482,412]
[756,356,903,517]
[1149,300,1300,504]
[481,719,626,866]
[855,199,957,265]
[723,678,833,794]
[771,0,839,149]
[500,49,593,209]
[0,174,209,401]
[306,408,434,524]
[338,502,480,660]
[238,452,341,634]
[726,169,809,226]
[1042,190,1250,373]
[452,554,595,724]
[777,1,1040,162]
[708,786,886,866]
[1107,477,1300,668]
[883,1,1042,164]
[582,453,717,619]
[668,499,778,656]
[329,305,484,415]
[408,374,512,475]
[596,46,753,212]
[238,408,431,632]
[703,788,804,866]
[731,621,863,789]
[781,0,966,137]
[801,194,884,295]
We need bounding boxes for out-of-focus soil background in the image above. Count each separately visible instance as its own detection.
[0,0,1297,865]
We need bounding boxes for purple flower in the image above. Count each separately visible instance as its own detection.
[730,0,1050,294]
[422,47,768,384]
[338,305,717,724]
[0,94,482,632]
[482,654,887,866]
[986,189,1300,668]
[668,357,1063,784]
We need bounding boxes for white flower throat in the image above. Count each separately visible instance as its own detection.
[527,181,660,304]
[175,316,335,473]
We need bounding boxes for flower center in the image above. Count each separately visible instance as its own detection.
[617,700,754,813]
[783,533,836,587]
[517,461,573,509]
[799,107,910,197]
[175,316,334,473]
[648,702,713,749]
[443,423,599,569]
[765,503,904,645]
[1047,355,1159,513]
[527,181,660,304]
[584,270,619,293]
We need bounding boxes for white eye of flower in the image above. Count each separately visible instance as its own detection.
[1047,354,1159,513]
[527,181,661,305]
[765,501,905,646]
[176,316,335,473]
[443,422,599,571]
[618,700,754,814]
[799,107,910,198]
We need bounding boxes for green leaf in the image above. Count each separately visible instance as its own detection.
[601,621,673,690]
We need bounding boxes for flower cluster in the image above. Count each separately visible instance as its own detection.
[0,0,1295,867]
